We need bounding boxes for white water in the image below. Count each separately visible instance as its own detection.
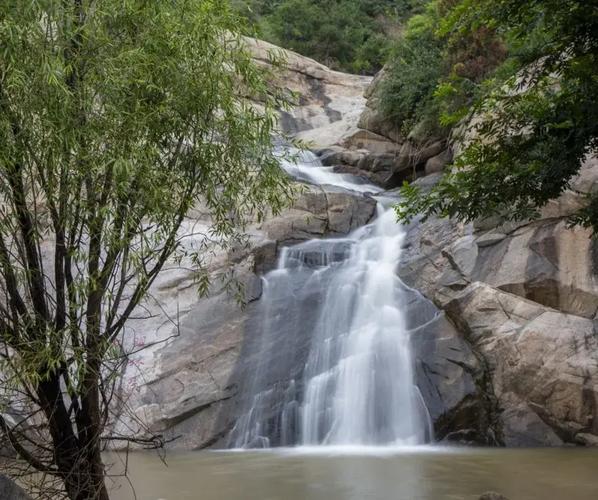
[300,204,429,446]
[229,150,431,448]
[280,149,383,194]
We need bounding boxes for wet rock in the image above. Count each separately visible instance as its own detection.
[439,428,481,445]
[412,309,496,444]
[124,184,376,449]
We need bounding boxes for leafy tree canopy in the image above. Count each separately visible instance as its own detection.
[233,0,427,74]
[386,0,598,233]
[0,1,291,498]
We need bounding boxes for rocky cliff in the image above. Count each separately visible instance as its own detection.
[111,41,378,447]
[328,68,598,446]
[123,42,598,449]
[399,159,598,446]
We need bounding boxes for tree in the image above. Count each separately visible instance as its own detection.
[233,0,426,74]
[396,0,598,232]
[0,1,292,498]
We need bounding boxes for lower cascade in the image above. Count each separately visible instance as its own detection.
[228,151,433,448]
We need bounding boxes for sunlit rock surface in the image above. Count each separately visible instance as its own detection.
[247,38,372,149]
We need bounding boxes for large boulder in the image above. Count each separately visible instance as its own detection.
[261,185,377,246]
[399,157,598,446]
[445,282,598,446]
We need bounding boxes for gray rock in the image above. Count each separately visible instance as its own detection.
[418,141,445,162]
[357,104,403,143]
[340,129,401,155]
[399,174,598,446]
[262,185,376,246]
[0,475,31,500]
[476,233,507,247]
[126,184,376,449]
[318,147,365,167]
[247,38,372,149]
[424,148,452,175]
[445,282,598,446]
[412,308,496,444]
[575,432,598,447]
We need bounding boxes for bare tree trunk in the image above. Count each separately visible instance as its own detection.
[37,370,109,500]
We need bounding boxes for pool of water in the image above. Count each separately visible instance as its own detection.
[106,446,598,500]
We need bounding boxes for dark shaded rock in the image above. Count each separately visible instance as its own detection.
[425,148,452,175]
[0,475,31,500]
[575,432,598,446]
[405,288,497,444]
[440,428,481,445]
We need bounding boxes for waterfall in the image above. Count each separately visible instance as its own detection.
[228,151,432,448]
[300,205,429,446]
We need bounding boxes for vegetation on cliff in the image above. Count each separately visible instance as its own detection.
[0,1,291,498]
[384,0,598,232]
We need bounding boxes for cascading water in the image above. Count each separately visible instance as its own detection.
[300,205,429,446]
[228,150,432,448]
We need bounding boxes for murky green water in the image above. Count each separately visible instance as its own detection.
[107,447,598,500]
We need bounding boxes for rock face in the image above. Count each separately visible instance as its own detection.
[0,475,31,500]
[247,38,372,149]
[126,187,377,449]
[112,45,383,449]
[313,72,454,188]
[399,158,598,446]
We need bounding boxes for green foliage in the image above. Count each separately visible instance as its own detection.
[396,0,598,233]
[0,0,292,497]
[378,5,445,135]
[378,0,507,138]
[234,0,426,74]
